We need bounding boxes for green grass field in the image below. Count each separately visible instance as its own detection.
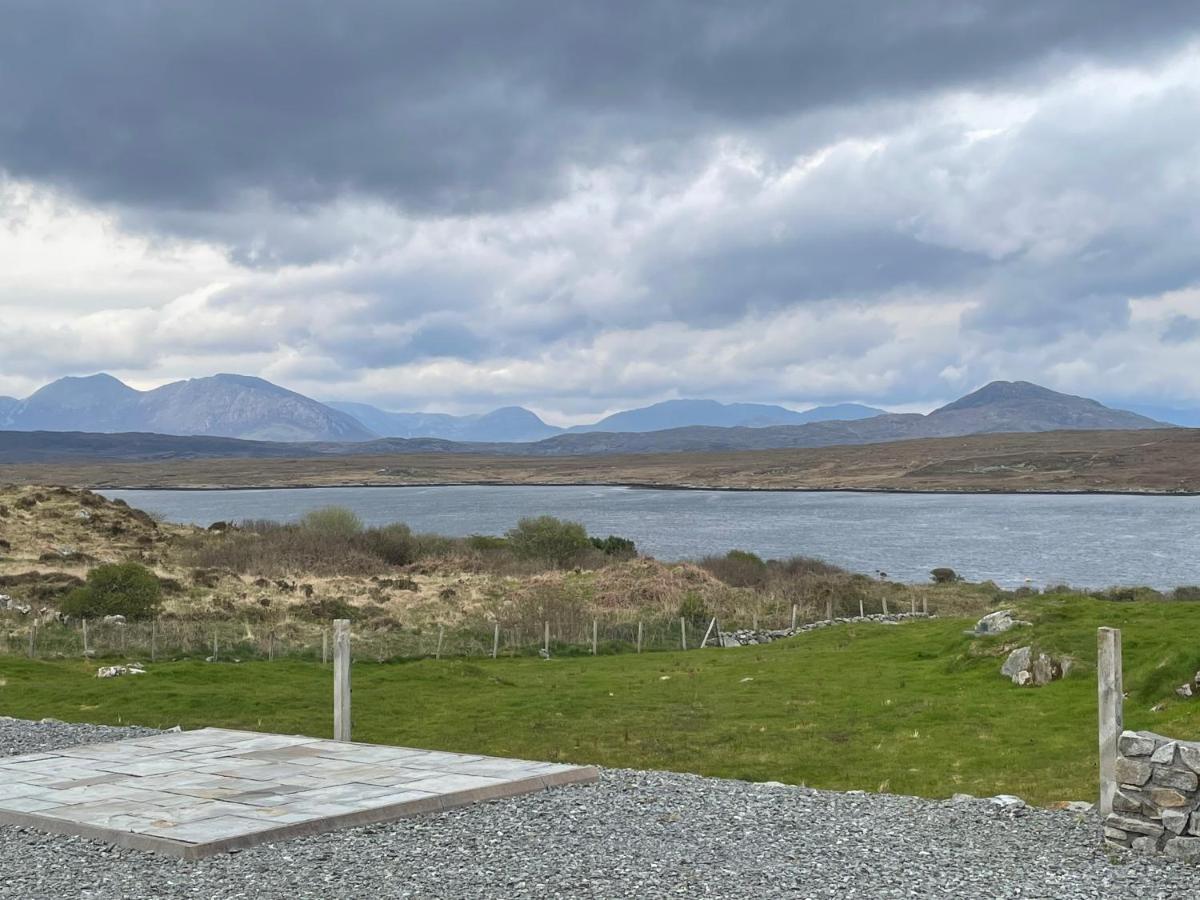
[4,596,1200,805]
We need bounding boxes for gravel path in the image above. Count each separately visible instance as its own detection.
[1,718,1197,898]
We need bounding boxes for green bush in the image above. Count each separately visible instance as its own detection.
[700,549,768,587]
[678,591,710,628]
[300,506,364,538]
[60,563,163,621]
[467,534,509,552]
[505,516,591,567]
[930,567,960,584]
[590,535,637,558]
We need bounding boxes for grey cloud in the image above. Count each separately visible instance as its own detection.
[1162,315,1200,344]
[1,1,1196,232]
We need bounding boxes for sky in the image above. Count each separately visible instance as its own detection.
[2,2,1200,424]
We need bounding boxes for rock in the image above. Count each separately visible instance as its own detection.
[1133,834,1164,853]
[1165,836,1200,864]
[1189,812,1200,835]
[1105,826,1131,845]
[1152,767,1198,792]
[1113,790,1144,812]
[1162,808,1190,835]
[102,614,127,625]
[1176,683,1194,699]
[1178,744,1200,773]
[1151,741,1179,764]
[1015,670,1033,686]
[96,665,146,678]
[1001,646,1032,681]
[1047,800,1094,814]
[950,793,975,803]
[1106,814,1165,837]
[1030,653,1058,686]
[989,794,1026,811]
[1116,757,1153,786]
[970,610,1030,636]
[1149,788,1191,808]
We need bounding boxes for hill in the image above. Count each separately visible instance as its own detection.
[566,399,885,432]
[0,374,376,442]
[328,402,562,442]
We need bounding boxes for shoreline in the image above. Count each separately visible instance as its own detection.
[93,480,1200,497]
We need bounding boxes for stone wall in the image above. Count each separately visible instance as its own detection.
[1104,730,1200,863]
[717,612,929,647]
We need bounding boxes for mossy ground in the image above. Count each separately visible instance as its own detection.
[4,595,1200,805]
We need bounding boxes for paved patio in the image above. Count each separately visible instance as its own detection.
[0,727,598,858]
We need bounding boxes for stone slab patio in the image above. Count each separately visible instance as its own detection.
[0,727,599,859]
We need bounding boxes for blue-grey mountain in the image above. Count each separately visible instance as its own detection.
[327,402,560,443]
[565,399,884,433]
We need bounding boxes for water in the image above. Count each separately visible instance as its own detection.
[100,486,1200,589]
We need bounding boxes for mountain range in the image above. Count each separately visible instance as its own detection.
[0,379,1173,463]
[2,373,890,442]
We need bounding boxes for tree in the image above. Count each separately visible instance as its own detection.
[505,516,591,567]
[930,567,960,584]
[61,562,163,621]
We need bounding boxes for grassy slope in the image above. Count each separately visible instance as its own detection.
[4,597,1200,805]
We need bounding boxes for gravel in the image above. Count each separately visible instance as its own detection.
[2,718,1199,898]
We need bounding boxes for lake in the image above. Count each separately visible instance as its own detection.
[100,486,1200,589]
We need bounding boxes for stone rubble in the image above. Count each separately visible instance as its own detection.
[999,645,1073,686]
[717,612,930,647]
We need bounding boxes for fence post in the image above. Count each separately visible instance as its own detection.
[636,621,643,654]
[591,619,598,656]
[922,596,928,615]
[268,630,274,662]
[82,618,89,657]
[1097,627,1124,818]
[150,619,157,663]
[752,611,758,631]
[333,619,352,742]
[680,617,687,651]
[858,598,864,618]
[492,623,500,659]
[790,604,797,630]
[910,595,916,615]
[701,616,717,648]
[435,625,444,660]
[212,630,218,662]
[826,597,833,623]
[544,621,550,655]
[28,624,36,659]
[882,596,888,615]
[322,628,329,665]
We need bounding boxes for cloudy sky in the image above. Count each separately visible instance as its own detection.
[2,1,1200,423]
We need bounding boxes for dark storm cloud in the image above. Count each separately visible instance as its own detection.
[1,0,1196,224]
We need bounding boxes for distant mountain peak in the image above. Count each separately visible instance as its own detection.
[934,380,1078,413]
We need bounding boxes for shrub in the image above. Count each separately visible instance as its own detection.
[1172,586,1200,602]
[300,506,364,538]
[505,516,592,567]
[467,534,508,552]
[60,562,162,621]
[700,549,768,587]
[358,523,418,565]
[678,591,710,628]
[590,535,637,558]
[930,567,960,584]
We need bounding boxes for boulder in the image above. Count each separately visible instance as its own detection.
[1165,836,1200,864]
[1177,683,1194,699]
[1119,731,1157,757]
[1001,646,1032,680]
[1152,767,1198,792]
[1115,757,1153,785]
[1179,744,1200,774]
[1151,741,1178,764]
[1106,814,1165,836]
[970,609,1031,636]
[1162,808,1190,835]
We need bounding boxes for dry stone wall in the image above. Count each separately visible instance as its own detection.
[1104,730,1200,863]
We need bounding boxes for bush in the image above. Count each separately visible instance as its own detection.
[930,567,960,584]
[467,534,508,552]
[60,563,162,621]
[358,523,418,565]
[678,591,710,628]
[505,516,592,567]
[590,535,637,558]
[700,549,768,587]
[1172,586,1200,602]
[300,507,364,538]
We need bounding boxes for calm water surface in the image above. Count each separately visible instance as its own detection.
[101,486,1200,589]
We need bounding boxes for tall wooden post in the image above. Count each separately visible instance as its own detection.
[636,621,643,654]
[492,623,500,659]
[150,619,157,663]
[882,596,888,615]
[790,604,798,630]
[826,597,833,623]
[858,598,864,618]
[922,596,928,615]
[1097,627,1123,818]
[680,617,687,650]
[28,624,35,659]
[701,616,717,648]
[333,619,352,742]
[435,625,444,659]
[591,619,598,656]
[322,628,329,665]
[82,618,89,657]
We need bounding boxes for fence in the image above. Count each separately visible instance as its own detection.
[0,597,928,663]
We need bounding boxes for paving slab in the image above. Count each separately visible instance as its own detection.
[0,727,598,859]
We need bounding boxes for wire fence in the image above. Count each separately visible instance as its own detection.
[0,593,931,664]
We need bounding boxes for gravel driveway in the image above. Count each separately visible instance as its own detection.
[1,717,1196,898]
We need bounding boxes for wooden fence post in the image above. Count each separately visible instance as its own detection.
[435,625,444,660]
[752,611,758,631]
[858,598,864,618]
[492,623,500,659]
[543,621,550,655]
[212,631,218,662]
[910,595,916,614]
[267,630,274,662]
[882,596,888,615]
[28,624,36,659]
[333,619,352,742]
[701,616,717,648]
[790,604,798,630]
[591,619,598,656]
[322,628,329,665]
[82,619,89,657]
[680,617,687,651]
[1097,627,1123,818]
[922,596,928,615]
[636,621,643,654]
[150,619,157,663]
[826,597,833,623]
